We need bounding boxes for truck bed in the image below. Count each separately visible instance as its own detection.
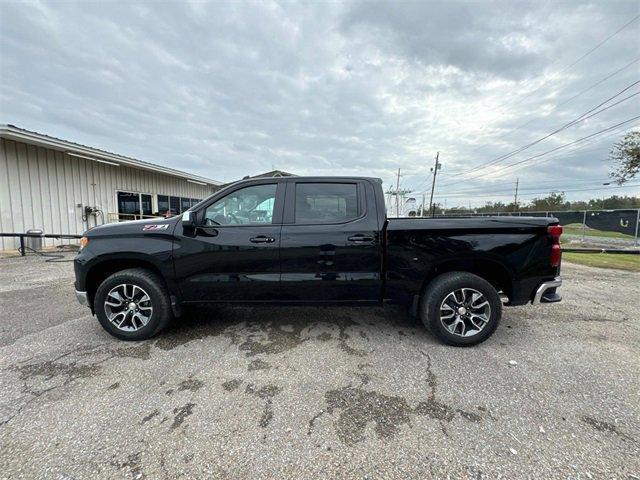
[384,216,559,306]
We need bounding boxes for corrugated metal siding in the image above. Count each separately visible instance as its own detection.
[0,138,217,250]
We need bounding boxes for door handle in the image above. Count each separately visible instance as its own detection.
[250,236,275,244]
[348,234,375,243]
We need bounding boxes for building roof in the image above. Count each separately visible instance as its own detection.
[0,124,222,186]
[249,170,297,178]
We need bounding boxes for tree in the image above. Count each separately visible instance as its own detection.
[528,192,568,211]
[610,131,640,184]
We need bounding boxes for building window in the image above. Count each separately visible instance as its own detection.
[157,195,169,215]
[141,194,152,216]
[117,192,140,220]
[155,195,202,216]
[170,196,181,215]
[117,191,155,220]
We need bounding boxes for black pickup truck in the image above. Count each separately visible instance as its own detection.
[74,176,562,346]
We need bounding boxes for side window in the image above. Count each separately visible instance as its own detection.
[295,183,359,224]
[203,184,277,225]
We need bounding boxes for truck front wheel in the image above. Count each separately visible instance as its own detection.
[421,272,502,346]
[94,268,174,341]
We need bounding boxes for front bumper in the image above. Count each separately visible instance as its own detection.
[75,290,89,308]
[532,276,562,304]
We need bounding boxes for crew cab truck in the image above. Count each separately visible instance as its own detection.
[74,176,563,346]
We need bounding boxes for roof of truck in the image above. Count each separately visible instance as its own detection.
[236,175,383,183]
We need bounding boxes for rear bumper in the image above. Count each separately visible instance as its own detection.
[532,276,562,304]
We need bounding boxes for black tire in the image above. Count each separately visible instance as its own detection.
[420,272,502,347]
[94,268,174,341]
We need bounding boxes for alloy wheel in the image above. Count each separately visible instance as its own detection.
[104,283,153,332]
[439,288,491,337]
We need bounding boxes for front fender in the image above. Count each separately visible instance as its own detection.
[74,234,179,306]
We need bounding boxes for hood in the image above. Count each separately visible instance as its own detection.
[84,216,180,237]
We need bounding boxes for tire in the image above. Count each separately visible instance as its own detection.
[420,272,502,347]
[94,268,174,341]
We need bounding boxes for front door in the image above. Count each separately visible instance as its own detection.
[173,181,284,302]
[278,180,382,302]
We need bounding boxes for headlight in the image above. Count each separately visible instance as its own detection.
[80,236,89,250]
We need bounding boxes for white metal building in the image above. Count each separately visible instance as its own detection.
[0,125,222,250]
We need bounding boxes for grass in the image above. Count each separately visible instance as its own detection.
[563,252,640,272]
[561,223,634,239]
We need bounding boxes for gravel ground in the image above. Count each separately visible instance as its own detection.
[0,253,638,479]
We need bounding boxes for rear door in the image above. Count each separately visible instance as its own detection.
[173,180,284,302]
[278,179,382,302]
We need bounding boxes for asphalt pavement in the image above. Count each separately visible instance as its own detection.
[0,253,638,479]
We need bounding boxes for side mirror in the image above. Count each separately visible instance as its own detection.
[182,210,195,227]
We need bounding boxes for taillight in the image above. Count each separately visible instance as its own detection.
[548,225,562,267]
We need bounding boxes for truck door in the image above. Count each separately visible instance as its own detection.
[278,180,381,302]
[173,181,284,302]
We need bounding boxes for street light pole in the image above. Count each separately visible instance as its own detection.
[602,182,610,209]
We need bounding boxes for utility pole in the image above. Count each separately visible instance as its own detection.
[395,168,401,218]
[421,194,426,217]
[428,152,441,217]
[513,178,519,212]
[385,171,412,217]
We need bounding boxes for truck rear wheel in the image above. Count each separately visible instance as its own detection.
[94,268,174,341]
[420,272,502,347]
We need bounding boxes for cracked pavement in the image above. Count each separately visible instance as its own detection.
[0,253,638,479]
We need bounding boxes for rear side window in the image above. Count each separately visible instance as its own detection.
[295,183,359,223]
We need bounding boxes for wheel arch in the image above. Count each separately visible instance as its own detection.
[418,256,514,306]
[85,257,166,311]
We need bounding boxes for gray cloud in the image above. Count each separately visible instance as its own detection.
[341,1,551,80]
[1,0,638,204]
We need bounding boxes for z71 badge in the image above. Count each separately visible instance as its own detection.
[143,224,169,231]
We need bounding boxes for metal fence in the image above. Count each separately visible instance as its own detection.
[435,208,640,246]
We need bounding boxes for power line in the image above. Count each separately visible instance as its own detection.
[436,113,636,182]
[415,177,621,196]
[438,116,640,187]
[550,56,640,113]
[447,80,640,178]
[385,168,413,217]
[479,122,640,181]
[432,124,629,189]
[406,15,640,194]
[465,56,640,159]
[487,14,640,115]
[419,122,636,194]
[432,183,640,199]
[481,88,639,171]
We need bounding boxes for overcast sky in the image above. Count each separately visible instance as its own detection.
[1,0,639,207]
